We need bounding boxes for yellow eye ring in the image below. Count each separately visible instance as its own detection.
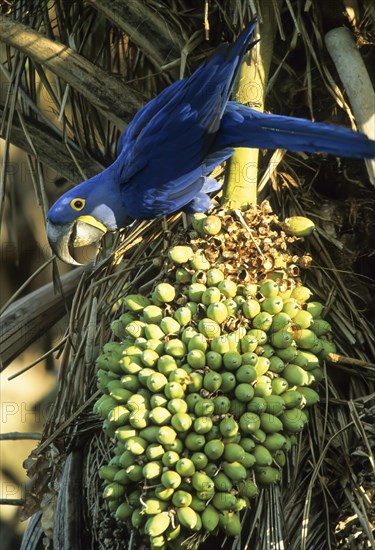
[70,198,86,211]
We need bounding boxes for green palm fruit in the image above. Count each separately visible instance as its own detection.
[291,286,312,304]
[297,386,320,406]
[293,329,319,349]
[115,501,133,521]
[218,279,237,298]
[129,409,149,429]
[238,479,259,499]
[160,317,181,335]
[190,253,210,270]
[274,449,286,467]
[222,461,247,481]
[241,352,258,365]
[239,412,261,433]
[164,339,186,358]
[146,372,168,393]
[176,458,196,477]
[306,301,324,318]
[224,298,238,316]
[311,319,332,336]
[195,398,215,416]
[109,387,133,404]
[264,395,285,416]
[131,509,144,529]
[210,335,229,354]
[124,294,151,312]
[99,465,119,481]
[270,330,294,349]
[191,212,207,231]
[149,407,171,426]
[242,299,261,319]
[236,364,257,384]
[275,343,298,362]
[138,426,159,443]
[188,283,207,302]
[187,372,203,393]
[221,371,237,392]
[191,471,215,492]
[157,426,177,445]
[124,436,148,455]
[263,433,288,452]
[223,443,245,462]
[205,267,225,286]
[184,433,205,451]
[293,310,314,329]
[204,438,225,460]
[173,306,192,326]
[145,512,171,537]
[175,267,192,283]
[206,350,223,370]
[259,344,275,359]
[150,393,168,407]
[177,507,199,530]
[126,320,147,339]
[194,416,213,434]
[268,356,285,374]
[255,466,281,485]
[293,350,319,369]
[150,535,166,549]
[198,318,221,338]
[161,471,181,489]
[271,377,289,396]
[254,356,270,376]
[318,340,336,359]
[222,351,242,370]
[282,216,315,237]
[146,444,165,461]
[144,324,165,340]
[154,485,174,502]
[253,312,273,331]
[143,499,168,515]
[190,495,207,512]
[143,461,163,480]
[164,382,184,399]
[247,329,268,345]
[281,408,308,432]
[214,472,233,492]
[260,413,283,433]
[125,464,144,482]
[171,413,192,432]
[107,405,130,427]
[190,452,208,470]
[253,444,273,466]
[212,492,237,511]
[270,312,292,332]
[253,376,273,398]
[110,320,127,339]
[252,428,266,444]
[142,305,164,324]
[260,280,279,298]
[247,397,267,414]
[222,511,242,536]
[162,451,179,467]
[156,355,177,376]
[207,302,229,324]
[241,452,256,468]
[262,297,284,315]
[187,333,208,353]
[234,383,255,403]
[166,399,187,415]
[169,368,189,385]
[152,283,176,303]
[201,505,220,532]
[172,490,193,508]
[281,390,304,409]
[282,300,299,319]
[115,425,137,441]
[220,417,239,437]
[168,245,194,264]
[186,393,201,411]
[283,364,310,386]
[212,396,230,415]
[202,214,222,235]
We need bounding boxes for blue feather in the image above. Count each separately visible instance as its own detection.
[48,19,375,234]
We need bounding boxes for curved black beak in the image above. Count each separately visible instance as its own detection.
[47,217,106,265]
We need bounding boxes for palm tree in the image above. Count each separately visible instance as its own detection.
[0,1,374,549]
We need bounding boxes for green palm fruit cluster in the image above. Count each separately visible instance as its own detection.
[94,205,334,549]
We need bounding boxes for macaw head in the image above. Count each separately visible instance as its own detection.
[46,166,132,264]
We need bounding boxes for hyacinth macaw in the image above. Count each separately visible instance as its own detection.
[47,20,375,264]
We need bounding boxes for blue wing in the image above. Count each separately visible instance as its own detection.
[115,21,257,218]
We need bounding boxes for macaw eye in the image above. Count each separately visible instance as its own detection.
[70,198,86,211]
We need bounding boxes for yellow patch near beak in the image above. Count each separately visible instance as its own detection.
[77,215,108,235]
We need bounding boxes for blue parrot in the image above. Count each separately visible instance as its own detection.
[47,20,375,264]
